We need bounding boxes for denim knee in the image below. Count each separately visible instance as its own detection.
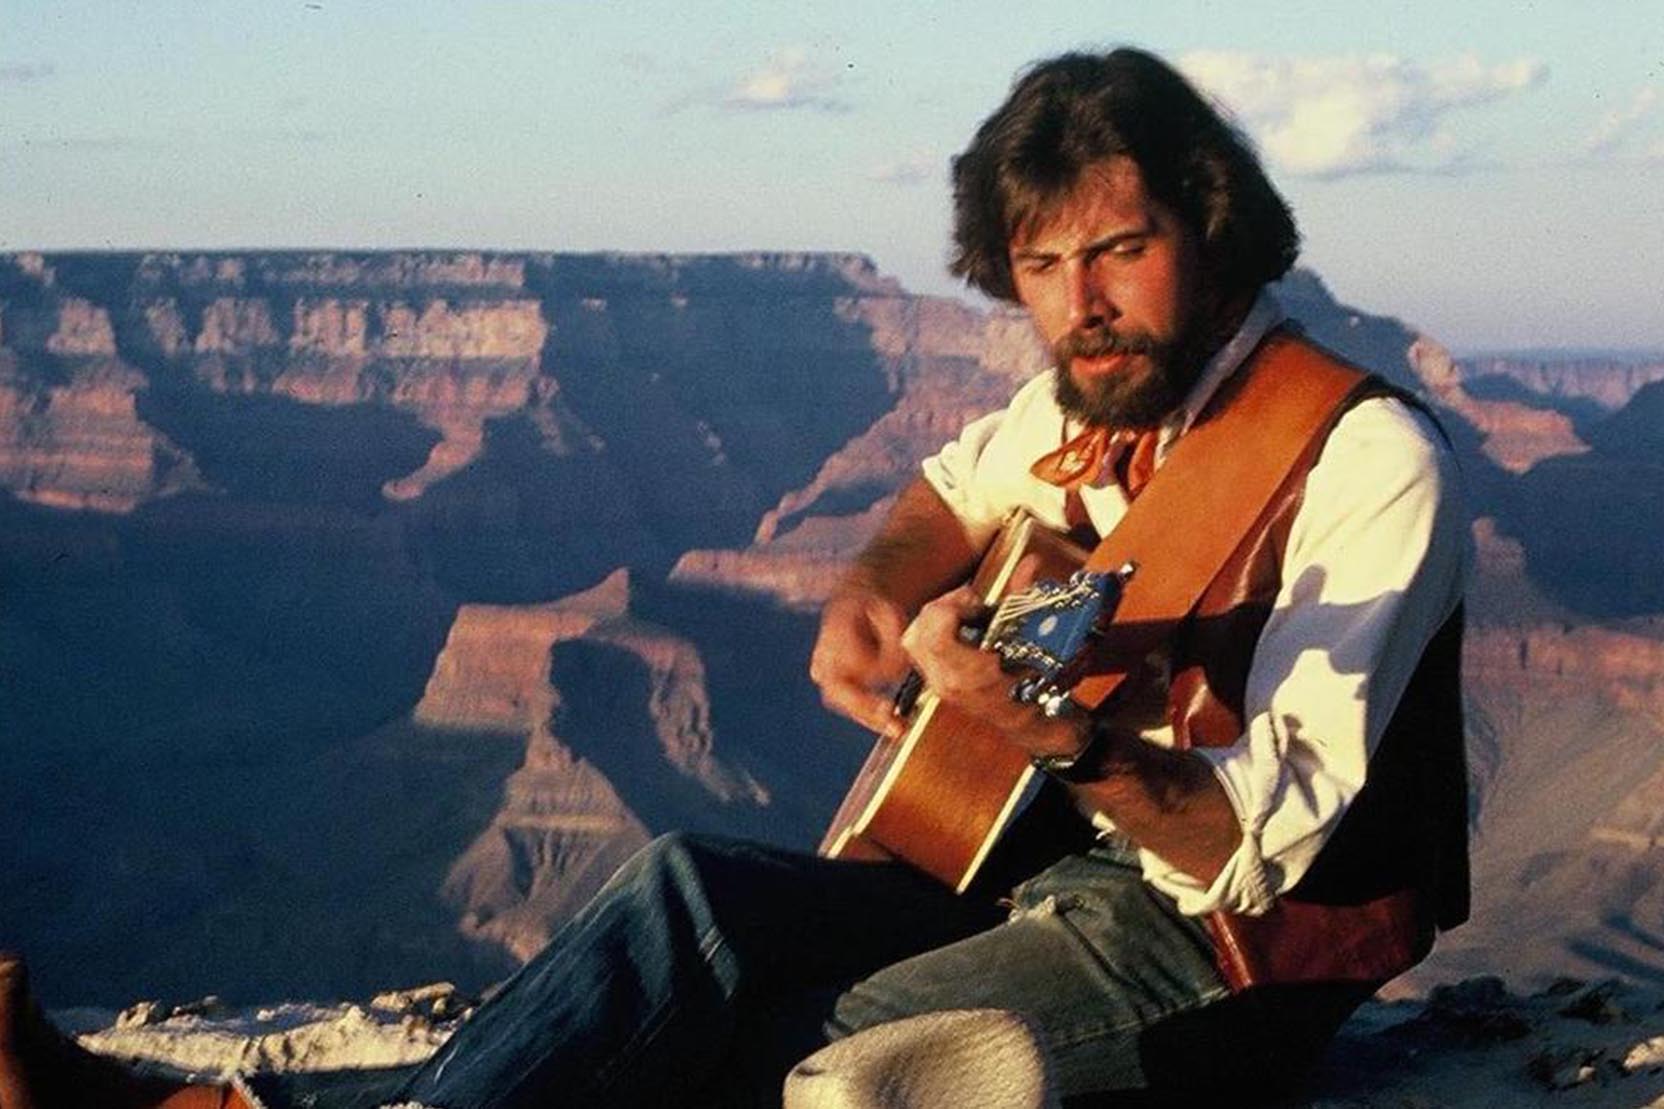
[603,831,750,957]
[607,831,716,898]
[634,830,701,876]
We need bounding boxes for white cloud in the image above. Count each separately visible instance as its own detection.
[1586,85,1660,158]
[722,47,850,113]
[1179,51,1546,178]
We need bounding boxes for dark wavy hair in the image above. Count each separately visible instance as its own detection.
[949,48,1299,302]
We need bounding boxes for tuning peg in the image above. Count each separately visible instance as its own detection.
[1039,691,1076,719]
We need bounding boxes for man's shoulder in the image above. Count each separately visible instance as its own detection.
[1313,394,1465,537]
[1260,327,1451,465]
[1328,393,1453,481]
[1335,391,1446,444]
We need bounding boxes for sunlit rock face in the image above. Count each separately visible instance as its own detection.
[2,251,1661,1006]
[0,290,200,511]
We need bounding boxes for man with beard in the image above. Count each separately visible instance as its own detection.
[0,46,1469,1109]
[807,45,1471,1102]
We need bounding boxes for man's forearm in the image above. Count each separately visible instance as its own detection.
[842,478,980,614]
[1071,728,1243,888]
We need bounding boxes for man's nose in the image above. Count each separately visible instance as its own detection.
[1064,259,1113,332]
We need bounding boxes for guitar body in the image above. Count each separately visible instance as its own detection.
[820,512,1089,891]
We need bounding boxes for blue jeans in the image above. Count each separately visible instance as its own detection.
[297,830,1227,1108]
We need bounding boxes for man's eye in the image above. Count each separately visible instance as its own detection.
[1018,257,1057,276]
[1107,239,1147,258]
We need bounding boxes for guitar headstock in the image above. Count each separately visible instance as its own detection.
[984,562,1135,717]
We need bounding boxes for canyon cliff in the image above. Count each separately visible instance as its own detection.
[2,251,1660,1006]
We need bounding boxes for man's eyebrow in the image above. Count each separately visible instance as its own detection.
[1082,224,1156,253]
[1011,221,1157,261]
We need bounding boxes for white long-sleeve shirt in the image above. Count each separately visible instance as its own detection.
[921,293,1472,916]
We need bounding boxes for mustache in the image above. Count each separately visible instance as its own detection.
[1052,327,1162,363]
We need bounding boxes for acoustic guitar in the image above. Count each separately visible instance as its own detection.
[819,511,1133,891]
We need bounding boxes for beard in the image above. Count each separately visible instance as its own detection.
[1050,319,1212,430]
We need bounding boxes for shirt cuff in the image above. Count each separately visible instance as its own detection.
[1136,721,1286,916]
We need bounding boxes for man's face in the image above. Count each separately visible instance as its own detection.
[1008,156,1210,429]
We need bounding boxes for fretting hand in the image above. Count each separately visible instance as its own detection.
[900,585,1090,763]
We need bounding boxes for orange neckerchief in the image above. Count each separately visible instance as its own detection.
[1030,425,1159,499]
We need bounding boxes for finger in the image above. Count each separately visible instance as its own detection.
[866,598,909,644]
[819,675,902,736]
[904,588,982,651]
[933,585,986,618]
[932,648,1011,702]
[903,630,995,704]
[900,609,957,661]
[865,605,913,680]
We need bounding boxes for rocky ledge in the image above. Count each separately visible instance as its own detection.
[60,976,1664,1108]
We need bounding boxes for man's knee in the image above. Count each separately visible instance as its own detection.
[610,831,781,926]
[585,832,726,929]
[635,829,703,871]
[620,830,725,887]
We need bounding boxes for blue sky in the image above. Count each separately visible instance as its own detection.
[2,1,1661,351]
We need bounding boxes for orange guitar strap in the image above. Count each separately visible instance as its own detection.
[1070,330,1371,712]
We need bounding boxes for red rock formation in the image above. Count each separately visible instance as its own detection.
[1459,354,1664,413]
[174,291,551,498]
[672,297,1047,604]
[0,368,195,512]
[1409,337,1589,473]
[673,499,892,609]
[1467,622,1664,723]
[195,298,283,354]
[45,297,118,355]
[0,294,199,511]
[0,253,563,510]
[160,251,530,292]
[416,569,765,960]
[376,300,545,360]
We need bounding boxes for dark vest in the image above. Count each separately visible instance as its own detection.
[1165,335,1469,989]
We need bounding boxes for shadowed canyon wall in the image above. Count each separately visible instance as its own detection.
[2,252,1661,1005]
